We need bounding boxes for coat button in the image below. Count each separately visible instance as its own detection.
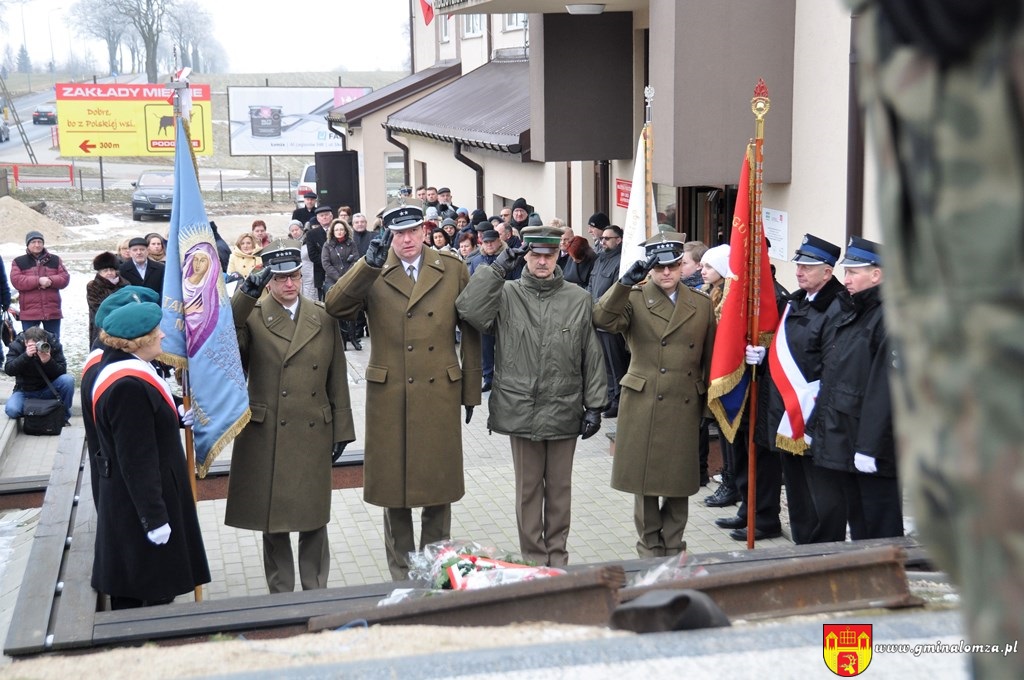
[311,391,317,397]
[281,390,288,397]
[429,378,435,383]
[428,311,434,317]
[407,345,413,351]
[660,368,667,374]
[313,364,319,369]
[309,421,315,428]
[657,395,664,401]
[661,340,667,346]
[408,377,414,383]
[407,312,413,318]
[689,343,694,348]
[687,371,692,376]
[684,398,690,404]
[428,345,434,351]
[280,419,286,426]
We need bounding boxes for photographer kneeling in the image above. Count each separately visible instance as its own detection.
[4,326,75,424]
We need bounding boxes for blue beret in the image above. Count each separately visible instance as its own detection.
[97,286,162,339]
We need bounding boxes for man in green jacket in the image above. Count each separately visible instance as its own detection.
[456,225,606,567]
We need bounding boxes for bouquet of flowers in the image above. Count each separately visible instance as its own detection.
[409,539,566,591]
[629,549,707,587]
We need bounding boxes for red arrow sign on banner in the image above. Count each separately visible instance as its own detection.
[79,140,96,153]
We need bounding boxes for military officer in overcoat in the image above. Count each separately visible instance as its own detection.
[227,240,355,593]
[325,206,482,580]
[593,232,716,557]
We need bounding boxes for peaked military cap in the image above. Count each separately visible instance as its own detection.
[840,235,883,267]
[260,239,302,274]
[792,233,840,266]
[521,225,564,254]
[641,231,686,266]
[382,205,425,231]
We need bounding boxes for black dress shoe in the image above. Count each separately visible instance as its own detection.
[351,339,362,351]
[704,485,741,507]
[481,382,492,393]
[715,515,746,530]
[728,526,783,541]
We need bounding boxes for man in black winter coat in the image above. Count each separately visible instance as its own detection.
[587,225,628,418]
[4,326,75,423]
[809,236,901,540]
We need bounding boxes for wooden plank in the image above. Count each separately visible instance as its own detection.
[3,427,86,656]
[50,468,100,650]
[91,583,391,646]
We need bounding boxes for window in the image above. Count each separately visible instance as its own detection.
[439,14,450,43]
[462,14,484,38]
[384,153,405,201]
[503,13,526,31]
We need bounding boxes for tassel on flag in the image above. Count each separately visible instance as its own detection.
[159,117,250,477]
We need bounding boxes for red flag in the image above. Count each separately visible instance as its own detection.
[707,152,779,442]
[420,0,434,25]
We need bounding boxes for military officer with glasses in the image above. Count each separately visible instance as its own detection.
[593,232,716,557]
[227,240,355,593]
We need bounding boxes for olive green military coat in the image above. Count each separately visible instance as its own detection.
[225,292,355,533]
[593,281,715,497]
[325,246,482,508]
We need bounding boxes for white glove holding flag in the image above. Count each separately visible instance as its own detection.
[745,344,766,365]
[854,452,877,474]
[178,404,194,427]
[147,523,171,545]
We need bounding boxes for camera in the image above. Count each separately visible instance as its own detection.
[38,342,50,354]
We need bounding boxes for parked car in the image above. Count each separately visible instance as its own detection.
[0,119,9,142]
[32,105,57,125]
[131,170,174,221]
[294,162,316,208]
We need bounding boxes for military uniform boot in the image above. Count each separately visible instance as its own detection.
[704,472,740,507]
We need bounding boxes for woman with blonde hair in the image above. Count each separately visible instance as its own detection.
[228,232,260,278]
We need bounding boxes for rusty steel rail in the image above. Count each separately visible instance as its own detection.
[308,566,627,632]
[621,545,922,621]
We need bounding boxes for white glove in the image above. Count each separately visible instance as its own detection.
[745,344,766,365]
[854,452,877,474]
[803,433,813,446]
[178,404,194,427]
[147,523,171,545]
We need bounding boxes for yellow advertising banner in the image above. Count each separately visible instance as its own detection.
[55,82,213,157]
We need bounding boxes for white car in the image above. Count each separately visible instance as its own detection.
[294,163,316,208]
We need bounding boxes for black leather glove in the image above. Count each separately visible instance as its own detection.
[465,405,474,424]
[365,229,394,268]
[332,441,348,463]
[491,246,527,277]
[580,409,602,440]
[619,255,658,287]
[239,266,273,298]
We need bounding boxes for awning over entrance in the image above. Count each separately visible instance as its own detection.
[384,57,530,155]
[328,61,462,127]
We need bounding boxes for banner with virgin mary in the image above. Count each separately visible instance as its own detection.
[160,117,250,476]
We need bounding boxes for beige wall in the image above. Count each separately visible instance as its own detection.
[763,0,852,292]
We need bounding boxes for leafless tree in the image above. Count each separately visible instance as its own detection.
[69,0,126,75]
[165,0,210,71]
[108,0,174,83]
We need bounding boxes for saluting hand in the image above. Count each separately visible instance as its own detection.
[365,230,394,268]
[619,255,658,286]
[491,246,527,277]
[239,266,273,299]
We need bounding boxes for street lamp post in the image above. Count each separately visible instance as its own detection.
[18,1,32,93]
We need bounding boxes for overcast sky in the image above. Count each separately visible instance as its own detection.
[12,0,411,74]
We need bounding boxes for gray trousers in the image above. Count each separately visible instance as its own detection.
[510,436,576,567]
[634,494,689,558]
[383,505,452,581]
[262,526,329,593]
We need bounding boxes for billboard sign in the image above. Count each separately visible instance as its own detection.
[55,82,213,157]
[226,86,371,156]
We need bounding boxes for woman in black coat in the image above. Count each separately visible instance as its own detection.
[90,291,210,609]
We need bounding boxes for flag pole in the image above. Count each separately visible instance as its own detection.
[643,85,654,239]
[746,79,770,550]
[169,53,202,602]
